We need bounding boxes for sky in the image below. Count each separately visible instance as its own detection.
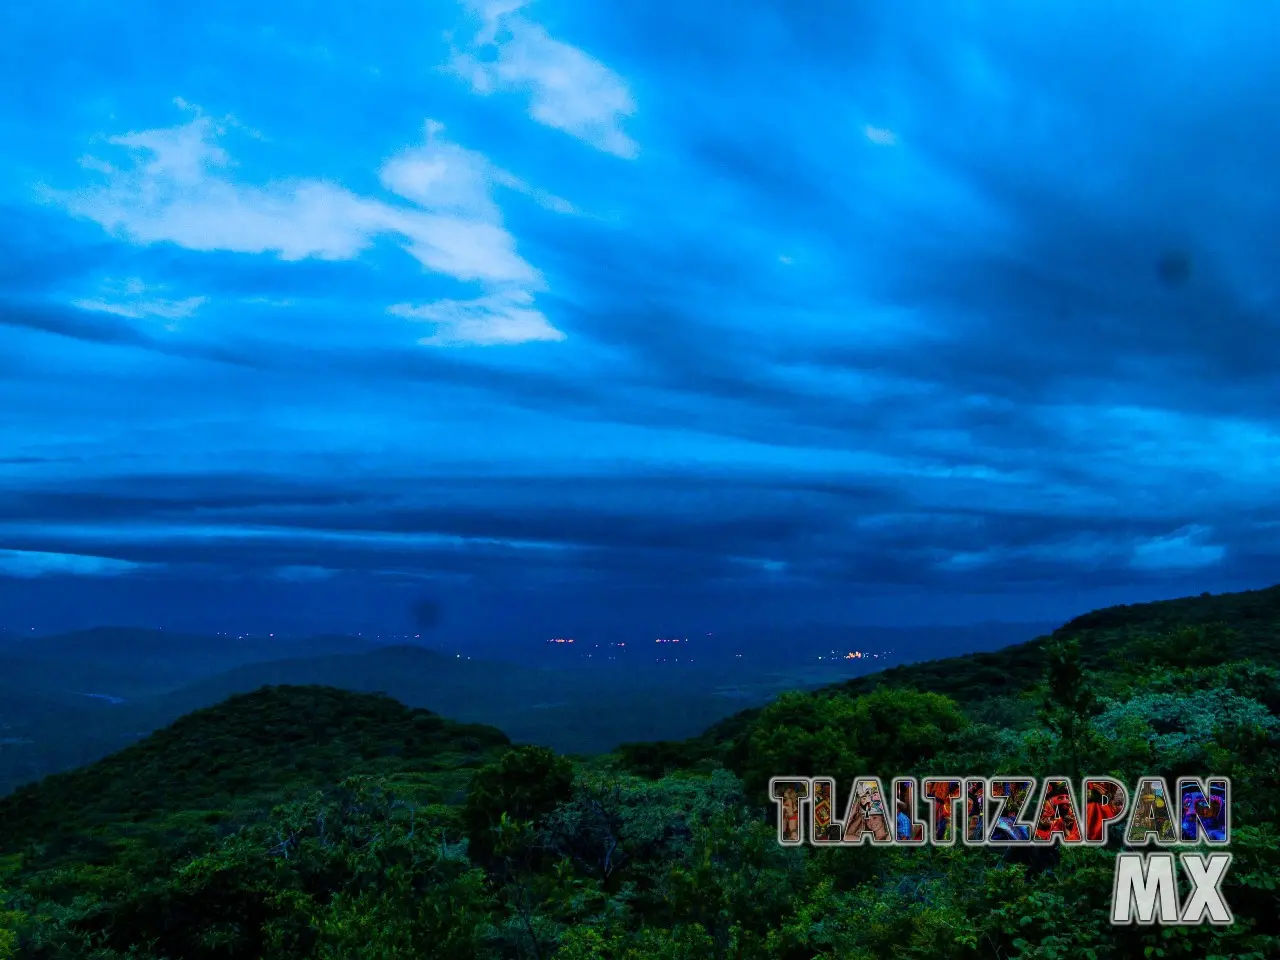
[2,0,1279,643]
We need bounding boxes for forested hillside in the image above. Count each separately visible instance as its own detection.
[2,587,1279,959]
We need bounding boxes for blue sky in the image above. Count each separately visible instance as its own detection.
[2,0,1279,640]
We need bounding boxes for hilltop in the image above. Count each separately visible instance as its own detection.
[0,638,844,795]
[670,583,1280,759]
[0,685,510,868]
[0,628,419,796]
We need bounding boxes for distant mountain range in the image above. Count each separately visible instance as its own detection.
[4,625,381,688]
[680,620,1062,664]
[0,620,1057,796]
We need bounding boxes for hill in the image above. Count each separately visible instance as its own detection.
[676,619,1060,666]
[0,685,511,869]
[0,682,132,787]
[0,628,405,796]
[132,645,785,753]
[848,584,1280,698]
[680,583,1280,755]
[139,643,542,712]
[1,585,1278,958]
[0,643,800,796]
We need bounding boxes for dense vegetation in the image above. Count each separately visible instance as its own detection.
[2,586,1280,958]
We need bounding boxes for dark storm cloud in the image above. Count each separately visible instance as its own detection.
[0,300,267,368]
[563,2,1280,427]
[841,174,1280,409]
[1,468,1267,603]
[2,0,1278,633]
[0,207,127,292]
[1,301,162,349]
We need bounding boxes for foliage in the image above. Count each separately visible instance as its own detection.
[1,587,1279,958]
[462,745,575,868]
[728,686,968,797]
[1036,638,1103,777]
[0,857,23,960]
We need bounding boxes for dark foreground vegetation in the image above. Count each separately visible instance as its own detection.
[2,586,1279,958]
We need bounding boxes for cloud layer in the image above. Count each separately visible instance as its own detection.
[2,0,1279,636]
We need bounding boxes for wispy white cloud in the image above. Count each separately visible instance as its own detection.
[52,110,567,345]
[1130,526,1225,571]
[380,121,505,219]
[377,125,564,341]
[0,549,143,578]
[489,167,577,214]
[60,115,531,281]
[864,125,898,146]
[57,114,416,263]
[378,119,575,216]
[940,525,1227,574]
[449,0,638,159]
[389,289,564,346]
[72,277,206,329]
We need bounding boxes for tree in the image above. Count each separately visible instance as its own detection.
[732,687,968,800]
[463,746,575,867]
[1038,638,1101,778]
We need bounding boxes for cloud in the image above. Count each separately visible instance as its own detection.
[0,548,143,578]
[274,565,336,581]
[51,111,565,344]
[72,295,205,322]
[1131,527,1226,571]
[71,277,206,328]
[378,119,575,217]
[60,115,531,283]
[379,122,505,219]
[863,125,898,146]
[389,290,564,345]
[8,0,1280,633]
[449,1,638,158]
[0,470,1258,598]
[61,116,385,261]
[488,168,577,214]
